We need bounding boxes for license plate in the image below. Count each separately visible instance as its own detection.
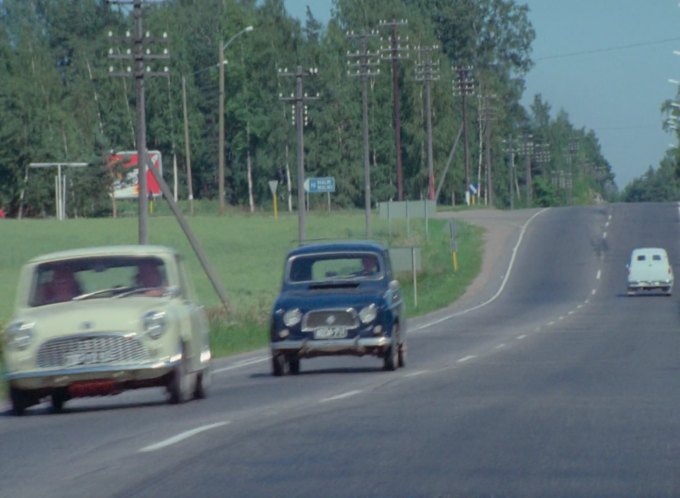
[314,327,348,339]
[64,350,115,366]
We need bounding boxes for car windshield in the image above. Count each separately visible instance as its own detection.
[30,256,168,306]
[287,252,381,283]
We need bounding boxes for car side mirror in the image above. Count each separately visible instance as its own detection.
[389,280,400,292]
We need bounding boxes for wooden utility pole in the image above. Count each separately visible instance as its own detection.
[107,0,168,244]
[347,29,380,238]
[415,45,440,200]
[454,66,475,195]
[278,66,318,244]
[379,19,409,201]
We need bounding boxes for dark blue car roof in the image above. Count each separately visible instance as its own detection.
[287,241,386,257]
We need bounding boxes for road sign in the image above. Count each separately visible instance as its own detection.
[304,176,335,193]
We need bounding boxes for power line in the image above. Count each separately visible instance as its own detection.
[535,36,680,61]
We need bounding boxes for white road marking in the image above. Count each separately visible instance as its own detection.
[412,209,549,331]
[213,357,268,374]
[591,289,597,296]
[320,390,363,403]
[496,344,506,349]
[596,269,601,280]
[457,355,476,363]
[603,231,607,239]
[404,370,428,378]
[139,421,230,453]
[516,335,526,340]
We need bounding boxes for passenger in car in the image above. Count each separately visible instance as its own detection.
[40,268,81,304]
[357,255,379,276]
[135,261,167,296]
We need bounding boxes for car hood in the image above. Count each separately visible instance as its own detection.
[12,298,171,334]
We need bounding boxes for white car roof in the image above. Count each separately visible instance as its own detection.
[26,245,180,265]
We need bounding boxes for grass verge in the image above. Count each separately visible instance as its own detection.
[0,206,484,400]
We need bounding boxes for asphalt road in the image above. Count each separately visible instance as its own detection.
[3,203,680,497]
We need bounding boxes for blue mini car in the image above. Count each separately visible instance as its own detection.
[270,241,406,375]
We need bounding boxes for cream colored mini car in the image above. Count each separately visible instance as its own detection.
[2,245,212,415]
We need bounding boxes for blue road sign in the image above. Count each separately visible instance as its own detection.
[304,176,336,193]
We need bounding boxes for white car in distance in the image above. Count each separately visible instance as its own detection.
[626,247,674,296]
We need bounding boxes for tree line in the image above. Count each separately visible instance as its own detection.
[0,0,620,218]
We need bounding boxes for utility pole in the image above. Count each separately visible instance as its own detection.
[415,45,440,201]
[502,138,519,209]
[566,138,579,205]
[107,1,230,310]
[379,19,409,201]
[181,76,195,215]
[107,0,168,244]
[279,66,319,244]
[533,142,551,194]
[480,93,497,206]
[454,65,475,196]
[347,29,380,238]
[519,134,534,205]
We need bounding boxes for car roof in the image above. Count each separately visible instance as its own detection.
[631,247,668,255]
[287,240,387,257]
[26,245,180,265]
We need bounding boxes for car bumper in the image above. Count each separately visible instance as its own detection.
[627,281,673,290]
[5,358,180,390]
[271,336,391,357]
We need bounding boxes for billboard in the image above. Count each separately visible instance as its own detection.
[107,150,163,199]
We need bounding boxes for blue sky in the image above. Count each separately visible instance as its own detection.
[283,0,680,189]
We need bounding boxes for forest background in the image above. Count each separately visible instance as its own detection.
[1,0,659,219]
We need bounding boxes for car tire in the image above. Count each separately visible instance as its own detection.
[383,327,398,371]
[272,353,285,376]
[193,365,212,399]
[51,389,68,413]
[10,386,30,416]
[288,356,300,375]
[398,341,407,368]
[168,344,192,404]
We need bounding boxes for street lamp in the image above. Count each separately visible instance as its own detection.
[218,25,254,215]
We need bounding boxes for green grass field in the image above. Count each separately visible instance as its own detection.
[0,203,484,398]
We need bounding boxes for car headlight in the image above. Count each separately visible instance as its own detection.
[283,308,302,327]
[358,304,378,324]
[5,321,35,350]
[144,311,167,340]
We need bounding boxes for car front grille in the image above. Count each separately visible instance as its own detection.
[303,309,358,330]
[37,334,148,368]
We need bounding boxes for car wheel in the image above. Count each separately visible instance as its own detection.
[288,356,300,375]
[51,389,68,413]
[168,344,192,404]
[193,365,212,399]
[10,386,30,416]
[383,327,398,371]
[272,353,285,376]
[398,341,407,368]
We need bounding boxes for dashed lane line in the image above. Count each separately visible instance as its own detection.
[139,421,230,453]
